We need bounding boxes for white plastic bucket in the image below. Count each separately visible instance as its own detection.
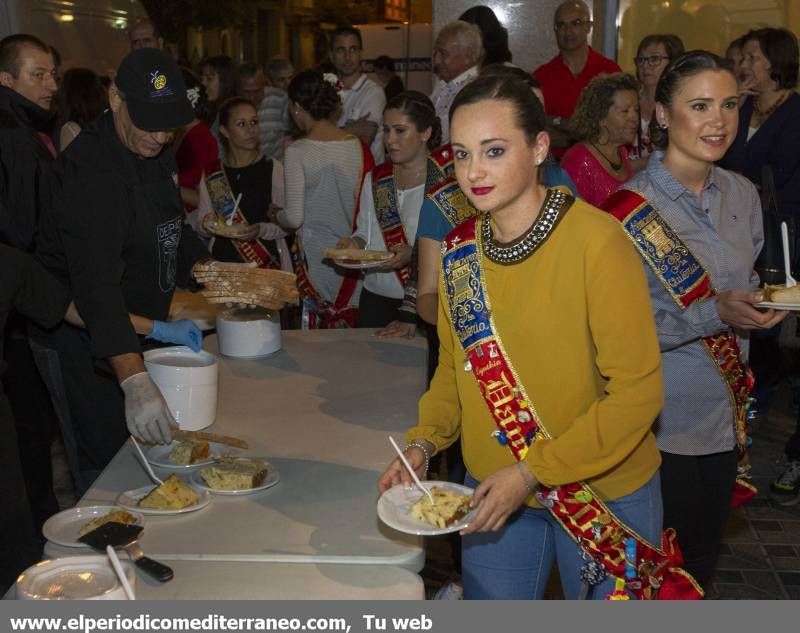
[143,346,218,431]
[217,308,282,358]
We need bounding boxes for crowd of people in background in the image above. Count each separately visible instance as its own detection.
[2,0,800,602]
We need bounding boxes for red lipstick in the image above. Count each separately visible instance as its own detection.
[471,186,494,196]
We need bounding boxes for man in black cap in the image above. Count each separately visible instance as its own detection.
[34,48,211,490]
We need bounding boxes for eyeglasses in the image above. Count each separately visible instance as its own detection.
[634,55,670,67]
[554,17,591,32]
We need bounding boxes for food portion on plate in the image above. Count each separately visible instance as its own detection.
[323,247,393,265]
[199,457,271,490]
[78,509,139,537]
[763,283,800,304]
[409,486,472,529]
[137,474,199,510]
[168,439,211,465]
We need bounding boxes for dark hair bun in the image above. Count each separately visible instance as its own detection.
[288,70,341,121]
[385,90,441,150]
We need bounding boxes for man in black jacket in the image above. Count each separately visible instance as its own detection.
[0,34,61,533]
[35,48,210,491]
[0,243,69,593]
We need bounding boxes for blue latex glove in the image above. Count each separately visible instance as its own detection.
[147,319,202,352]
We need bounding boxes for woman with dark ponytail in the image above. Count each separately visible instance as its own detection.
[337,91,446,332]
[602,50,786,591]
[277,70,374,328]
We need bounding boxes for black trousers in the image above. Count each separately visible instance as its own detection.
[659,449,738,587]
[2,326,59,531]
[31,324,128,495]
[0,395,41,594]
[357,288,402,328]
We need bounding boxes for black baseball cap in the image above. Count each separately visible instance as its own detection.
[114,48,193,131]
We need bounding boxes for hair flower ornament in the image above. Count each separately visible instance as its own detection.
[186,86,200,109]
[323,72,344,94]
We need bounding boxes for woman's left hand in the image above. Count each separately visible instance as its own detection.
[377,244,412,271]
[460,464,535,534]
[375,320,416,338]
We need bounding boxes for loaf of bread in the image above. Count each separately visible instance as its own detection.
[200,458,270,490]
[78,509,138,537]
[409,486,471,528]
[169,440,211,465]
[138,474,199,510]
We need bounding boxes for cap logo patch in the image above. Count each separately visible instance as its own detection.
[149,70,174,98]
[151,71,167,90]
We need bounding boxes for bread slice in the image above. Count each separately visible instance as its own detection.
[200,458,270,490]
[409,486,471,528]
[137,474,199,510]
[78,509,138,537]
[766,284,800,304]
[168,440,211,465]
[323,248,393,262]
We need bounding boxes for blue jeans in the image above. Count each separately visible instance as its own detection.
[461,472,663,600]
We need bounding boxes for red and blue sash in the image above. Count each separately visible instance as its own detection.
[601,190,756,505]
[441,207,702,600]
[371,161,411,287]
[204,159,280,269]
[372,154,458,287]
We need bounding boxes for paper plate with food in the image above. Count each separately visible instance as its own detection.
[117,474,211,515]
[377,481,477,536]
[42,505,144,548]
[190,457,280,496]
[145,439,239,470]
[756,284,800,311]
[324,248,394,270]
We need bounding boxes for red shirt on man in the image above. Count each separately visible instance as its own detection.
[533,47,621,118]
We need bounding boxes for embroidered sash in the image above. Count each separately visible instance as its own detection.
[371,161,411,287]
[372,156,454,287]
[601,190,752,450]
[428,144,455,179]
[441,210,703,601]
[291,139,375,329]
[204,159,280,269]
[428,177,478,228]
[602,189,757,506]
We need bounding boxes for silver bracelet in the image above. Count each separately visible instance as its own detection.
[405,440,432,475]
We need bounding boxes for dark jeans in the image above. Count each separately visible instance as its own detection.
[0,395,41,594]
[30,324,128,496]
[659,449,739,588]
[356,288,402,328]
[2,326,59,531]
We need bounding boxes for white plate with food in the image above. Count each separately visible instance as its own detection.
[145,440,238,470]
[377,481,476,536]
[116,474,211,515]
[190,457,280,496]
[42,506,144,548]
[758,284,800,310]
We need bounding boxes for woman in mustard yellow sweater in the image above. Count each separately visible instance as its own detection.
[378,76,700,600]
